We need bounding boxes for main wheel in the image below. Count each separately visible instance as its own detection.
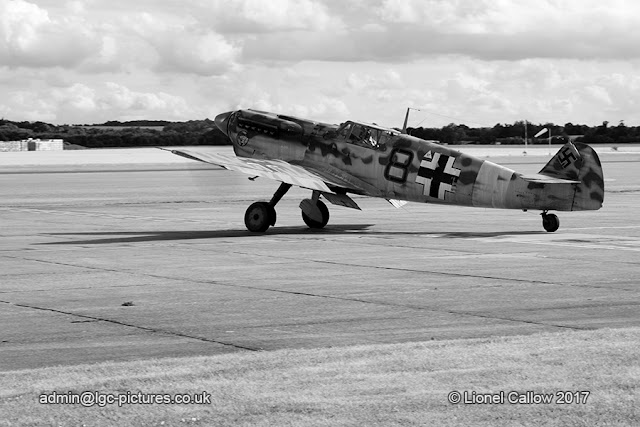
[245,202,275,232]
[542,213,560,232]
[302,199,330,229]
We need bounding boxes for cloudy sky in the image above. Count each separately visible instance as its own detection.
[1,0,639,128]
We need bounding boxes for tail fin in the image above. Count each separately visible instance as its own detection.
[539,142,604,211]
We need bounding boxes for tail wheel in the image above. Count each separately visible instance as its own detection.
[302,199,330,229]
[542,213,560,232]
[245,202,275,232]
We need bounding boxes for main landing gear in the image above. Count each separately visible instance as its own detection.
[300,191,330,229]
[243,184,330,232]
[244,182,290,232]
[541,211,560,232]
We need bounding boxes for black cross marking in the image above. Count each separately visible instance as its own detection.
[417,154,459,198]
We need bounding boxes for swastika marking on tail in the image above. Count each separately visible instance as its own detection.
[558,145,579,168]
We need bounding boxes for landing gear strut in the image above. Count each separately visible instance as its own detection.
[541,211,560,232]
[244,183,291,232]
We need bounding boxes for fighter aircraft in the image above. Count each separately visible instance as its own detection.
[164,109,604,233]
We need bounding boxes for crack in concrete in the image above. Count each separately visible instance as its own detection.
[222,249,639,293]
[1,253,596,333]
[0,299,259,352]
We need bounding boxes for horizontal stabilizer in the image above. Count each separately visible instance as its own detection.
[520,174,581,184]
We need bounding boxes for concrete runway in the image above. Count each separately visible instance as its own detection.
[1,147,639,371]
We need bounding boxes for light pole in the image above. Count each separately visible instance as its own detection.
[524,120,528,155]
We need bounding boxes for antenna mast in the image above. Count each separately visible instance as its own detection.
[401,108,411,134]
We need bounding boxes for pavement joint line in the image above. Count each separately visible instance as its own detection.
[226,313,436,330]
[0,282,160,294]
[0,253,592,332]
[0,250,586,292]
[0,299,260,352]
[206,285,591,332]
[180,238,640,269]
[223,249,638,293]
[3,238,637,295]
[281,238,478,255]
[0,269,98,281]
[496,239,640,253]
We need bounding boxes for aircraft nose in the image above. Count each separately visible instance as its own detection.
[214,111,233,135]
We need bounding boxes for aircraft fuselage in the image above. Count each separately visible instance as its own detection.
[216,109,603,212]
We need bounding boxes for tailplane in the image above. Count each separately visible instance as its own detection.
[539,142,604,211]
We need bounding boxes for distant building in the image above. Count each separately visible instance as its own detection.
[0,138,64,152]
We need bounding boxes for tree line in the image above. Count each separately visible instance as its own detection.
[1,118,639,148]
[0,119,230,148]
[407,120,640,145]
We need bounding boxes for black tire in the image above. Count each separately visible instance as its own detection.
[245,202,274,232]
[542,213,560,232]
[266,204,276,226]
[302,200,330,229]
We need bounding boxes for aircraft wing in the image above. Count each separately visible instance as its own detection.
[162,148,335,192]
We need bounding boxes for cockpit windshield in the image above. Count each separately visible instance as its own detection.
[336,121,397,149]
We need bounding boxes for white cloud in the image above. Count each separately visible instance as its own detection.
[153,31,241,76]
[65,1,85,14]
[1,81,195,123]
[234,79,350,123]
[1,1,640,127]
[364,0,640,61]
[444,73,489,98]
[347,70,404,91]
[582,85,613,106]
[52,83,97,112]
[95,83,191,119]
[8,90,57,121]
[121,12,241,76]
[311,97,350,117]
[0,0,101,68]
[204,0,338,33]
[375,0,640,36]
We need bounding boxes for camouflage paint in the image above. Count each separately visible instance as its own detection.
[219,109,604,213]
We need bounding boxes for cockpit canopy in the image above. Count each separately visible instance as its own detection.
[336,121,399,149]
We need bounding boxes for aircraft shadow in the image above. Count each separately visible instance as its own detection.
[40,224,376,245]
[40,226,545,245]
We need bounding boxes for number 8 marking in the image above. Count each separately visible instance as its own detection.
[384,149,413,183]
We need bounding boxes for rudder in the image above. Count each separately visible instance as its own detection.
[539,142,604,211]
